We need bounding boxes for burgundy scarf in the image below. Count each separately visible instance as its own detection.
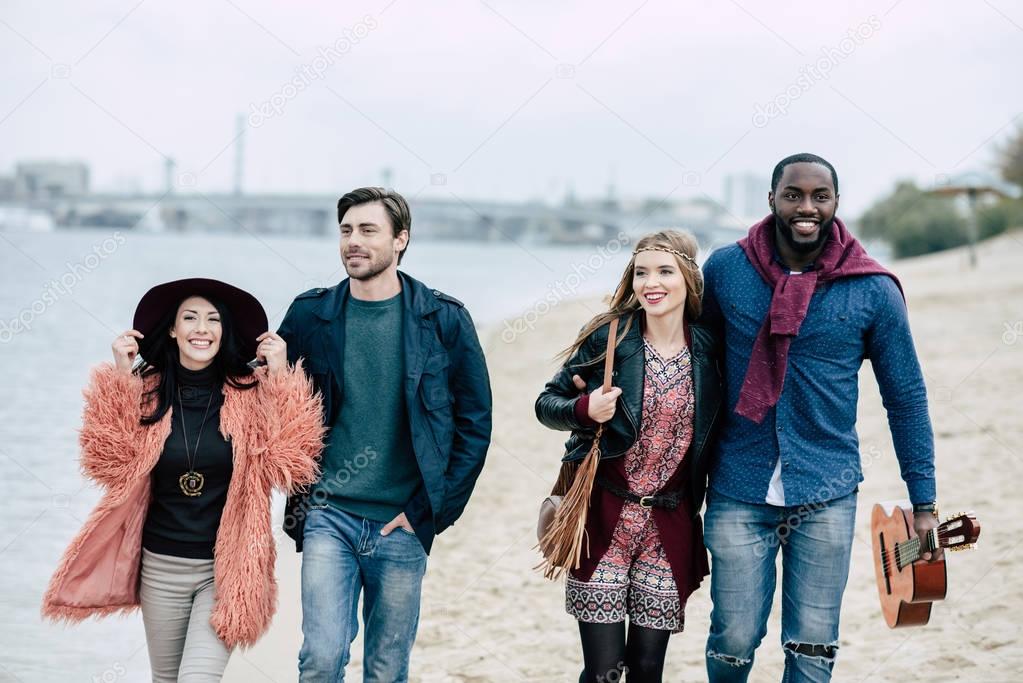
[734,214,903,423]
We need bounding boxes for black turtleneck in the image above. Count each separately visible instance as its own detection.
[142,361,234,559]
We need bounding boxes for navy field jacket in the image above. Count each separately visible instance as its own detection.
[278,271,493,554]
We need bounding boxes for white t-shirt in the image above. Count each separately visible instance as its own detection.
[765,269,802,507]
[765,457,786,506]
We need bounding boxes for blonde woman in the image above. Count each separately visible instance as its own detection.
[535,231,722,682]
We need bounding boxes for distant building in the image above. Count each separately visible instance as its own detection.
[0,175,15,200]
[723,173,768,221]
[15,161,90,199]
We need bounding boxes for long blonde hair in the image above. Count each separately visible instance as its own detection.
[557,229,704,365]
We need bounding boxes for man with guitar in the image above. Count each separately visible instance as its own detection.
[698,153,940,682]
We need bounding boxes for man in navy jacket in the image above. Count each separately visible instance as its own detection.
[278,187,492,682]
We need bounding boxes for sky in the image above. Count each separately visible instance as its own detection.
[1,0,1021,216]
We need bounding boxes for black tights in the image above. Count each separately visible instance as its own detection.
[578,621,671,683]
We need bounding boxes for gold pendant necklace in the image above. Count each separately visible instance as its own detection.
[179,470,205,497]
[176,385,215,497]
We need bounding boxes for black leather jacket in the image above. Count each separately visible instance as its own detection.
[534,314,723,515]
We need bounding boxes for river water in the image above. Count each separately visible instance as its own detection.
[0,227,636,681]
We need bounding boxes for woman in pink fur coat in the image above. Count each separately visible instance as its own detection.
[41,278,324,681]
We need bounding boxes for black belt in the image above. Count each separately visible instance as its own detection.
[596,476,683,509]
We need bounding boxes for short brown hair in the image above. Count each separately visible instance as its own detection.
[337,187,412,264]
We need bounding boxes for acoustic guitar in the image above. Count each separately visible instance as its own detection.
[870,503,981,628]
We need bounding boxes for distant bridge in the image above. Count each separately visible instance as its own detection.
[2,192,749,248]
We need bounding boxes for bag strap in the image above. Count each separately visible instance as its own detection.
[601,317,619,393]
[549,317,620,498]
[538,317,622,578]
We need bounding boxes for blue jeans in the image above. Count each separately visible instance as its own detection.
[298,505,428,682]
[704,489,857,683]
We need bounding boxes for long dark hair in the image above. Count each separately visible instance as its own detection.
[135,293,257,425]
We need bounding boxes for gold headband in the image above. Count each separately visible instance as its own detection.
[633,245,697,265]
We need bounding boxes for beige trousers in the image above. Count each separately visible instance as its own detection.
[139,548,232,682]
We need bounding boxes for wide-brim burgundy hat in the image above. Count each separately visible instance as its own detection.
[132,278,268,360]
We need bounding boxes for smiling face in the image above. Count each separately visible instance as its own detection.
[339,201,409,281]
[769,162,839,256]
[632,250,687,319]
[169,296,222,370]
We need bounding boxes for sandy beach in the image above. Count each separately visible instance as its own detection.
[226,233,1023,682]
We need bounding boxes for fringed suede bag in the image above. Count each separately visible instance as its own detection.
[536,318,619,580]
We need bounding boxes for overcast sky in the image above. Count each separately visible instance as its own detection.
[1,0,1020,216]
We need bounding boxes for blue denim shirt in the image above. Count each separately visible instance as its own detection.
[701,243,936,507]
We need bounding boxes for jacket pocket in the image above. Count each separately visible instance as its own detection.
[305,358,330,383]
[303,358,334,421]
[421,352,452,410]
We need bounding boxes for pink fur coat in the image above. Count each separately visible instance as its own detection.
[41,361,324,648]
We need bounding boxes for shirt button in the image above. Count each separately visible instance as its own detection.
[777,425,783,432]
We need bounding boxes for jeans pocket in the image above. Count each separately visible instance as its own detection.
[301,505,331,534]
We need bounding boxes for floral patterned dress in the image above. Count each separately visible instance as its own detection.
[565,337,696,632]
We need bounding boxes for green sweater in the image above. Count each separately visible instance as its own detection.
[312,291,421,522]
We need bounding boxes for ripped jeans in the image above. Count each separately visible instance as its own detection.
[703,489,857,683]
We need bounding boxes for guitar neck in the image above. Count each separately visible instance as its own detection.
[894,528,938,570]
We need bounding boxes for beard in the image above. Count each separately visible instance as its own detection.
[772,208,834,254]
[344,249,395,281]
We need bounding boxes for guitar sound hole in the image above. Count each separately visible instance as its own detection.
[879,532,892,595]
